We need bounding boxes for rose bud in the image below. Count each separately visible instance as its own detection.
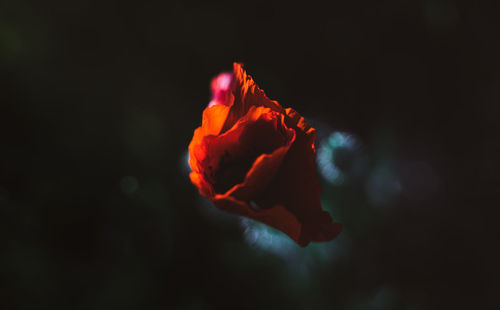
[188,63,342,247]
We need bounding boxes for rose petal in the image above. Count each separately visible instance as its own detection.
[225,128,295,201]
[196,106,294,195]
[220,63,284,133]
[189,171,214,198]
[253,109,342,246]
[208,105,342,247]
[284,107,316,145]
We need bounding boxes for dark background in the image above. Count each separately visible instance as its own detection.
[1,0,498,309]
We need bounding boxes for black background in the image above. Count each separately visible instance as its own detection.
[1,0,498,309]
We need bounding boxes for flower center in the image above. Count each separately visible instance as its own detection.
[204,112,291,194]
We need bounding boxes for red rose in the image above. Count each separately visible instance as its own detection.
[188,63,342,246]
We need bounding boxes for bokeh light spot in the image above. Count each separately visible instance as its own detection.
[241,218,348,276]
[317,131,366,185]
